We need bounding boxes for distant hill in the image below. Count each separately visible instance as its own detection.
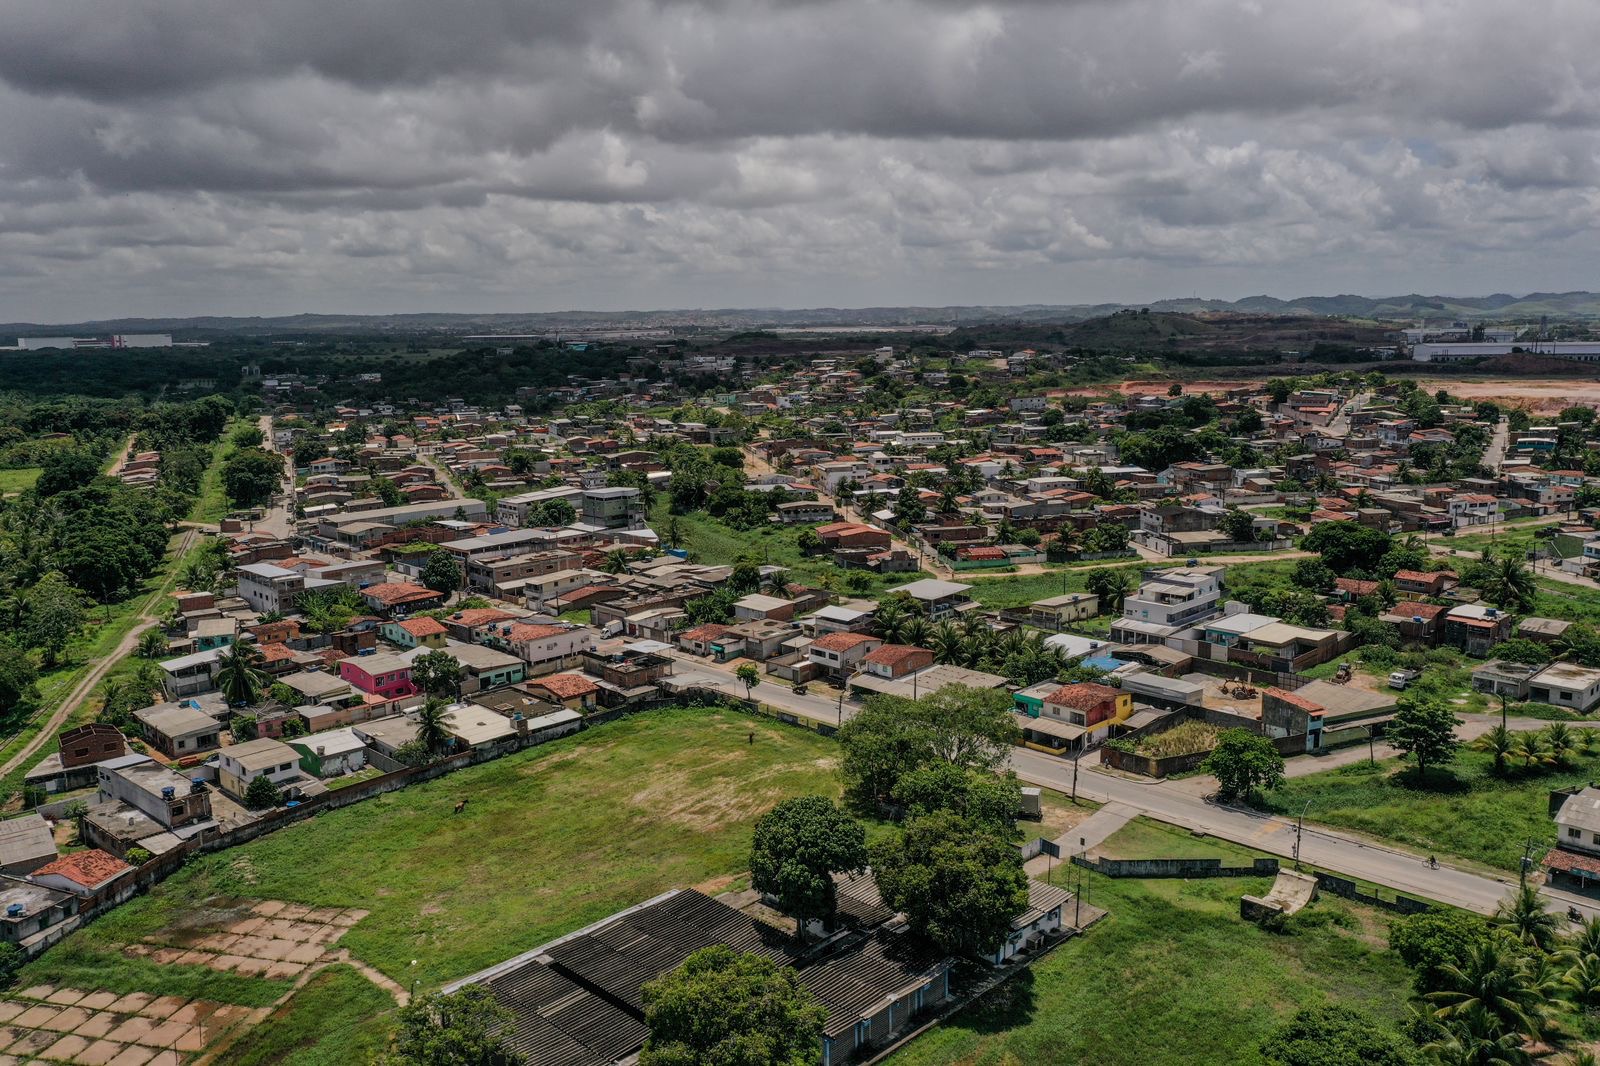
[6,291,1600,338]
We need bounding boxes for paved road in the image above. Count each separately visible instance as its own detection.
[1483,416,1510,474]
[1012,747,1600,919]
[663,652,860,728]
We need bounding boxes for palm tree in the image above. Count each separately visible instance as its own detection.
[930,622,965,667]
[902,615,932,649]
[873,600,909,644]
[1487,556,1538,613]
[136,629,168,660]
[1421,1003,1533,1066]
[1561,952,1600,1010]
[1565,915,1600,961]
[1428,937,1548,1040]
[603,549,632,575]
[1472,725,1516,777]
[1544,722,1580,766]
[1510,731,1553,771]
[1493,883,1561,953]
[936,484,961,515]
[414,697,452,756]
[215,643,269,707]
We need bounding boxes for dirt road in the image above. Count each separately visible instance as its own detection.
[0,527,199,784]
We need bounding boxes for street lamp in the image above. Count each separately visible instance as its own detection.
[1293,801,1312,870]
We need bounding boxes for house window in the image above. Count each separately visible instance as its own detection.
[1570,828,1582,839]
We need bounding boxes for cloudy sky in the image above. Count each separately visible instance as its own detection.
[3,0,1600,321]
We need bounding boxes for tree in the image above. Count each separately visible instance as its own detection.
[35,448,102,497]
[729,560,762,594]
[1302,523,1392,576]
[420,550,463,602]
[1494,882,1560,952]
[24,571,86,668]
[1201,729,1285,802]
[1220,509,1258,544]
[1427,937,1549,1043]
[734,662,761,699]
[1291,558,1337,594]
[215,643,269,706]
[890,763,1021,830]
[0,943,24,990]
[1084,567,1135,612]
[220,447,285,509]
[385,986,519,1066]
[1472,725,1516,777]
[749,796,867,933]
[870,810,1029,957]
[1259,1004,1422,1066]
[136,629,168,660]
[639,946,823,1066]
[415,696,452,755]
[412,650,463,700]
[837,685,1017,809]
[372,477,405,507]
[1390,910,1492,994]
[603,548,633,575]
[0,648,39,723]
[231,423,266,449]
[1482,556,1538,614]
[1388,694,1462,778]
[243,774,281,810]
[795,527,822,553]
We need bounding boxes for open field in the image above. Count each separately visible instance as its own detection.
[227,964,394,1066]
[0,468,41,495]
[888,819,1414,1066]
[22,708,841,1001]
[1057,376,1600,415]
[188,417,253,524]
[1261,745,1600,872]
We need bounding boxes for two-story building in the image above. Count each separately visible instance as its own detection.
[337,652,417,700]
[381,616,449,650]
[216,738,310,804]
[808,632,884,679]
[885,579,975,620]
[131,701,222,760]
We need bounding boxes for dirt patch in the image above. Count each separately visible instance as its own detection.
[627,755,801,831]
[1037,802,1099,840]
[519,743,613,774]
[694,874,739,895]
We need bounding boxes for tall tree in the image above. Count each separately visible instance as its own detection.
[749,796,868,934]
[415,696,453,755]
[1388,694,1462,778]
[24,571,86,667]
[1200,729,1286,802]
[216,642,269,706]
[639,946,823,1066]
[870,810,1029,958]
[411,650,463,700]
[384,986,519,1066]
[420,550,463,602]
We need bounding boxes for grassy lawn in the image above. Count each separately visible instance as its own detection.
[27,707,842,996]
[654,503,931,595]
[189,417,254,523]
[1260,745,1600,872]
[1442,522,1559,557]
[227,964,396,1066]
[0,467,41,495]
[889,819,1415,1066]
[1533,579,1600,626]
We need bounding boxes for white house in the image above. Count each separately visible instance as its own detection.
[991,880,1073,965]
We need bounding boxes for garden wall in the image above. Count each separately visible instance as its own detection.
[1072,855,1280,878]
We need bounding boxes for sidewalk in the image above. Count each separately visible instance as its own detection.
[1024,801,1137,876]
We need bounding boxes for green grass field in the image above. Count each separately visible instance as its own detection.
[188,417,254,523]
[0,467,41,494]
[24,708,841,998]
[888,819,1415,1066]
[227,964,395,1066]
[1261,745,1600,872]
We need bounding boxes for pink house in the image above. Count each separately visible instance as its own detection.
[337,652,416,699]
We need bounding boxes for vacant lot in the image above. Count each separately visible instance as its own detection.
[26,708,840,998]
[0,468,41,495]
[889,819,1414,1066]
[1261,745,1600,871]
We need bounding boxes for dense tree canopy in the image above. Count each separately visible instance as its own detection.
[639,946,823,1066]
[749,795,867,932]
[871,810,1029,958]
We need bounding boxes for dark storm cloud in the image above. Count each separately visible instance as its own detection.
[2,0,1600,319]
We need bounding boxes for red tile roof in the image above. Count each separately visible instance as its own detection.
[1393,569,1445,584]
[1386,601,1447,621]
[397,617,448,637]
[863,644,930,667]
[812,632,881,653]
[530,674,599,699]
[364,582,439,606]
[448,608,520,628]
[33,849,132,887]
[1335,578,1379,596]
[257,642,296,664]
[1044,683,1122,711]
[504,623,571,643]
[679,624,734,643]
[1265,687,1324,713]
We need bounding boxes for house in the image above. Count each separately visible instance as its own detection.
[860,644,934,680]
[1040,683,1132,745]
[814,522,892,552]
[216,738,311,803]
[1392,569,1455,598]
[886,579,975,619]
[676,623,734,657]
[1528,662,1600,714]
[581,486,645,528]
[1027,593,1099,630]
[1519,617,1573,645]
[361,582,446,616]
[29,850,135,904]
[521,673,600,711]
[381,616,449,649]
[1380,601,1447,645]
[158,647,223,699]
[338,652,417,700]
[1444,604,1514,656]
[131,701,222,759]
[991,879,1073,965]
[1114,566,1223,642]
[488,622,597,676]
[809,632,884,678]
[235,562,306,615]
[1260,681,1396,753]
[1471,659,1542,702]
[84,756,213,857]
[803,603,877,637]
[23,724,128,796]
[775,500,837,524]
[0,877,77,954]
[288,728,369,778]
[436,641,526,694]
[733,595,797,623]
[443,703,519,749]
[1546,786,1600,888]
[0,814,57,876]
[191,617,237,652]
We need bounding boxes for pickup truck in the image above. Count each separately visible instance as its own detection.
[1387,669,1421,691]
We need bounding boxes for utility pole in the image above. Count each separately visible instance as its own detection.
[1293,801,1311,870]
[1367,725,1375,766]
[1070,751,1080,803]
[1520,839,1536,886]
